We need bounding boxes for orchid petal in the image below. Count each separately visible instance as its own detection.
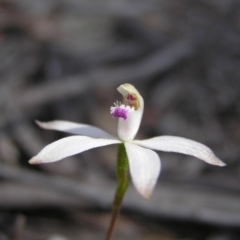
[117,84,144,141]
[133,136,226,166]
[125,142,161,199]
[36,120,116,139]
[29,136,120,164]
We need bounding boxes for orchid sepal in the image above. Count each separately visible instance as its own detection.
[29,136,120,164]
[35,120,116,139]
[133,136,226,167]
[125,142,161,199]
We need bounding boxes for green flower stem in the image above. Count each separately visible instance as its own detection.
[105,143,129,240]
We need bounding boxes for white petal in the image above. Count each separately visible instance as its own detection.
[117,84,144,141]
[125,143,161,199]
[133,136,226,166]
[29,136,120,164]
[36,120,116,139]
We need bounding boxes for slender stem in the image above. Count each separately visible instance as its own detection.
[105,205,121,240]
[105,144,129,240]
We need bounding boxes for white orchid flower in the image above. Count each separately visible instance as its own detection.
[29,83,225,199]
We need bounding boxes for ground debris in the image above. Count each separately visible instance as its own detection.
[1,0,240,239]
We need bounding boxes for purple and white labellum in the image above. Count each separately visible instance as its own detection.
[110,84,144,141]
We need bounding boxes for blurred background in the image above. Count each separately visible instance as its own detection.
[1,0,240,239]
